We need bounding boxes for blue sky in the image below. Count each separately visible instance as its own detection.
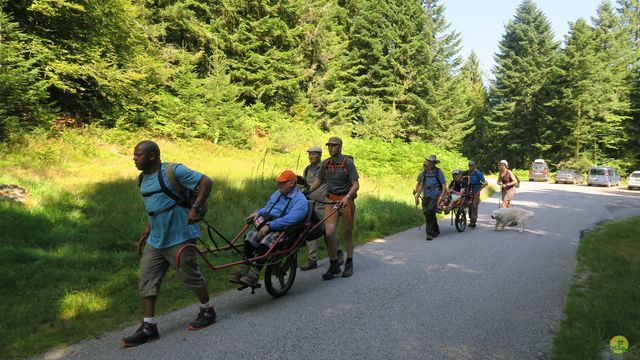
[443,0,604,79]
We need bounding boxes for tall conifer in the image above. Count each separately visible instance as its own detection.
[489,0,560,168]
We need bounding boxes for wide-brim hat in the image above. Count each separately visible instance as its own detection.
[326,136,343,146]
[425,155,440,164]
[452,169,462,175]
[499,160,508,167]
[307,145,322,153]
[468,160,476,166]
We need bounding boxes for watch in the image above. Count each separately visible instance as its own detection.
[192,203,202,212]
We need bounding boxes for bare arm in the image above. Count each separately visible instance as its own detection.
[414,182,424,206]
[187,175,213,223]
[307,176,322,195]
[340,180,359,207]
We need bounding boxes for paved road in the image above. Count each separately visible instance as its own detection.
[36,182,640,360]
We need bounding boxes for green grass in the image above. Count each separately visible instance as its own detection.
[0,128,477,358]
[551,217,640,360]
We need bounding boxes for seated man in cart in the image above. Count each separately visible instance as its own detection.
[229,170,309,287]
[443,169,468,213]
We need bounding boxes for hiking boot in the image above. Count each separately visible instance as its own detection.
[229,264,250,282]
[120,322,159,347]
[239,268,260,287]
[300,260,318,271]
[342,261,353,277]
[426,233,433,241]
[188,306,217,331]
[322,260,342,280]
[469,222,476,228]
[337,250,345,266]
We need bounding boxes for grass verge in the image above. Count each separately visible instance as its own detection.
[551,217,640,360]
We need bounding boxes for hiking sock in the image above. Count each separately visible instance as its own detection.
[143,317,157,324]
[199,301,212,309]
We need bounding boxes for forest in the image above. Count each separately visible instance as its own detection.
[1,0,639,172]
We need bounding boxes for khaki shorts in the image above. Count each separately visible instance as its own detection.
[138,240,207,298]
[324,194,355,230]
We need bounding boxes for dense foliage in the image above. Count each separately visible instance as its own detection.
[1,0,639,172]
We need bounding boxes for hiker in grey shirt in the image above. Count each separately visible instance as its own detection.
[414,155,446,240]
[308,136,359,280]
[300,146,344,271]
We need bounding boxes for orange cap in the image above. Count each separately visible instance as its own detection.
[275,170,296,183]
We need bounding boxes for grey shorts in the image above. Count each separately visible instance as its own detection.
[138,240,207,298]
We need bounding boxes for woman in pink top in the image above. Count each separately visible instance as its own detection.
[497,160,517,208]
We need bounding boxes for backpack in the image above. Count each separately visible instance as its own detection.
[511,171,520,188]
[138,162,208,217]
[323,154,354,176]
[422,167,443,189]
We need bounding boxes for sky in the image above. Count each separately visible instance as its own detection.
[443,0,604,79]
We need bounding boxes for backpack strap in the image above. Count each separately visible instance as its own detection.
[324,156,350,176]
[165,162,187,196]
[139,163,190,213]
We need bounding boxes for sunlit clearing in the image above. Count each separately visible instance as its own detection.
[60,291,108,320]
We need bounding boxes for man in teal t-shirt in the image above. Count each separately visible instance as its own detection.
[121,141,215,348]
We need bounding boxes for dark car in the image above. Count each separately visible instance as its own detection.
[554,169,584,184]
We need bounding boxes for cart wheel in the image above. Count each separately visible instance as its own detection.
[264,252,297,297]
[455,209,467,232]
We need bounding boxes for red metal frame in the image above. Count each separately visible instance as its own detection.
[174,205,341,270]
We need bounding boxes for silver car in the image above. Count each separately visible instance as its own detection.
[554,169,584,184]
[628,171,640,190]
[587,166,621,187]
[529,159,550,181]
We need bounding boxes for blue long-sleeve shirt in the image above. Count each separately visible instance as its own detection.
[468,169,487,194]
[257,188,308,231]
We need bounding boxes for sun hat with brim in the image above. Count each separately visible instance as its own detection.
[275,170,297,182]
[425,155,440,164]
[452,169,462,175]
[326,136,342,146]
[499,160,508,167]
[468,160,476,166]
[307,146,322,153]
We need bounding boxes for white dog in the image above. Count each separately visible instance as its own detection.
[491,207,535,232]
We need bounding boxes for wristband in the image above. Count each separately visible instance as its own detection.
[345,194,351,199]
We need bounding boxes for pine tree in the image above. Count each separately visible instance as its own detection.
[460,52,491,163]
[555,19,602,164]
[488,0,561,168]
[617,0,640,168]
[0,6,52,139]
[589,2,633,163]
[214,0,304,109]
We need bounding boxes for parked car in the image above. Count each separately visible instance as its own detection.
[554,169,585,184]
[587,166,621,187]
[529,159,550,181]
[628,171,640,190]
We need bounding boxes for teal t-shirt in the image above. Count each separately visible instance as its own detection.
[139,163,202,249]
